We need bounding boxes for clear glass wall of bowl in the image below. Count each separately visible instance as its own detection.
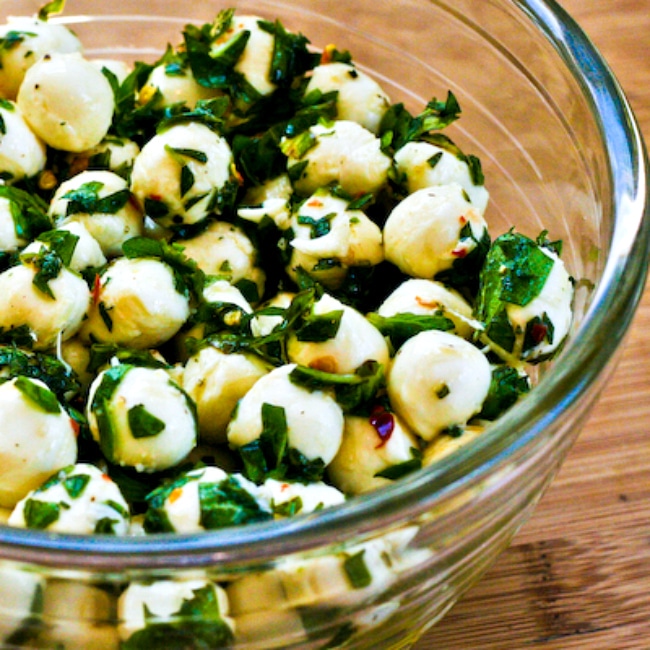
[0,0,647,648]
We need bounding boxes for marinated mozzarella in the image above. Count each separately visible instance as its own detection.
[0,260,89,350]
[0,377,77,508]
[118,579,234,645]
[0,100,47,182]
[130,122,235,228]
[284,120,391,197]
[9,463,130,534]
[387,330,492,440]
[227,363,344,468]
[287,293,390,374]
[237,174,293,229]
[0,196,28,251]
[0,16,82,99]
[383,183,489,279]
[17,52,115,152]
[49,169,143,257]
[0,567,45,644]
[86,364,197,472]
[305,62,391,133]
[80,257,191,349]
[182,345,269,444]
[394,140,489,214]
[258,477,346,516]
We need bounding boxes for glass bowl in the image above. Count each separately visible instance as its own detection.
[0,0,647,648]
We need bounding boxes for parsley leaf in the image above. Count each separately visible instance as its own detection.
[366,312,455,350]
[198,477,272,529]
[14,376,60,414]
[128,404,166,439]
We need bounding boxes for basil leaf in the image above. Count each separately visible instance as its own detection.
[64,181,130,215]
[479,365,531,420]
[0,185,51,242]
[14,376,60,414]
[198,477,272,529]
[295,309,343,342]
[62,474,90,499]
[128,404,165,439]
[94,517,120,534]
[366,312,455,349]
[272,495,303,517]
[343,550,372,589]
[38,0,66,21]
[23,499,60,529]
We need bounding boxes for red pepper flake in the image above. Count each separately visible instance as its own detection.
[92,273,102,304]
[101,473,112,482]
[149,193,162,202]
[459,215,467,224]
[451,247,468,258]
[307,199,323,208]
[70,418,80,438]
[530,322,548,344]
[369,405,395,448]
[321,44,336,64]
[168,488,183,504]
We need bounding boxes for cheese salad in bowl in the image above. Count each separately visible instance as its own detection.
[0,1,646,649]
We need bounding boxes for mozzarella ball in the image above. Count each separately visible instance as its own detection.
[182,345,269,444]
[383,183,488,279]
[250,291,295,337]
[287,293,390,374]
[387,330,491,440]
[285,120,391,197]
[0,262,89,350]
[0,377,77,508]
[80,257,191,349]
[422,424,485,467]
[9,463,130,534]
[58,336,93,391]
[503,249,574,361]
[328,413,421,494]
[143,466,271,533]
[130,122,235,228]
[237,174,293,229]
[37,580,119,650]
[118,579,234,644]
[227,363,344,467]
[258,477,345,517]
[287,189,383,288]
[50,170,143,257]
[0,101,46,182]
[0,196,27,251]
[178,220,265,296]
[394,141,489,214]
[0,567,45,643]
[140,61,221,109]
[86,365,197,472]
[212,15,276,97]
[73,136,141,180]
[0,17,82,99]
[377,278,476,339]
[305,62,391,133]
[17,53,114,152]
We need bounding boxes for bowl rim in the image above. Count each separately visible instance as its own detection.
[0,0,648,571]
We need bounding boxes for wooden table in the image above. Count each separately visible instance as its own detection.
[415,1,650,648]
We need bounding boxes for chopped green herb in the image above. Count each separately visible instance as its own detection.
[14,376,60,414]
[62,474,90,499]
[199,477,272,529]
[23,499,60,530]
[343,549,372,589]
[128,404,166,439]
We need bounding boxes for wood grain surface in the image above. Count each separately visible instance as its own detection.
[415,1,650,648]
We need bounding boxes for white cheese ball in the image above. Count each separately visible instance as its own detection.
[305,62,391,133]
[227,363,344,467]
[0,101,46,182]
[287,293,390,374]
[0,377,77,508]
[87,364,197,472]
[131,122,235,228]
[50,170,143,257]
[58,336,93,391]
[237,174,293,229]
[73,136,141,180]
[144,466,270,533]
[17,53,114,152]
[328,413,421,494]
[212,15,276,97]
[506,248,574,361]
[178,220,265,297]
[387,330,491,441]
[394,141,489,214]
[383,183,488,279]
[377,278,476,340]
[182,345,269,444]
[288,190,383,289]
[92,58,132,84]
[9,463,130,535]
[118,579,234,644]
[0,567,45,643]
[36,580,119,650]
[0,17,82,99]
[286,120,391,197]
[80,257,191,349]
[0,262,89,350]
[258,477,346,516]
[140,61,221,109]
